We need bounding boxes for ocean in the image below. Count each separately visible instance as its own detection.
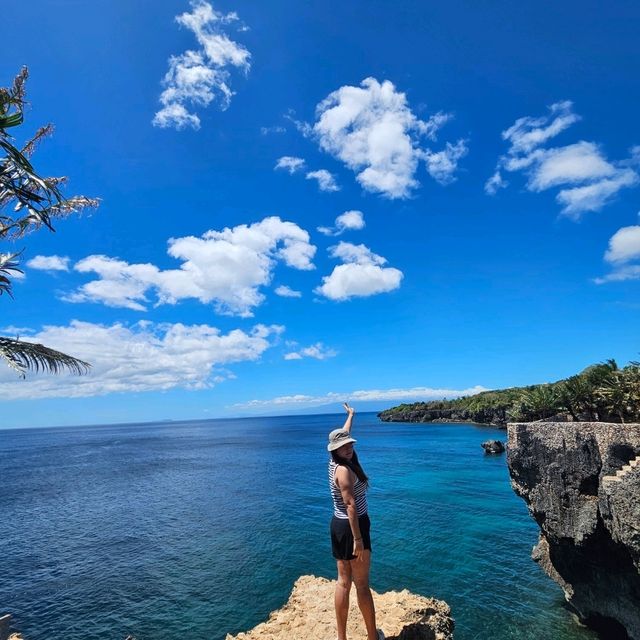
[0,413,598,640]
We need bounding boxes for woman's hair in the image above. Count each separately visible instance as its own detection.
[331,449,369,487]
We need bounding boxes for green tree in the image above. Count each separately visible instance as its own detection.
[1,68,98,376]
[518,384,562,420]
[597,363,640,423]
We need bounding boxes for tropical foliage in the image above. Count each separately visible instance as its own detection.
[380,359,640,425]
[1,68,98,376]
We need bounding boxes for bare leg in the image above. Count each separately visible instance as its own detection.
[335,559,352,640]
[350,550,378,640]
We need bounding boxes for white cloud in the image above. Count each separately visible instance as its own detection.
[306,169,340,192]
[595,219,640,284]
[315,241,403,301]
[274,285,302,298]
[275,156,306,174]
[484,170,508,195]
[284,342,337,361]
[0,320,283,399]
[422,140,468,185]
[312,77,465,198]
[527,142,616,191]
[604,224,640,264]
[556,169,639,219]
[234,384,489,409]
[487,101,639,217]
[594,264,640,284]
[26,255,70,272]
[502,100,580,155]
[66,217,316,317]
[153,1,250,130]
[318,210,365,236]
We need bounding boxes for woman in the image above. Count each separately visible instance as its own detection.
[328,403,384,640]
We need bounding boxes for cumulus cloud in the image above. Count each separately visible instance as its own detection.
[284,342,337,361]
[317,210,365,236]
[487,101,639,218]
[234,384,489,409]
[275,156,306,174]
[315,241,403,301]
[305,169,340,192]
[274,285,302,298]
[604,224,640,264]
[26,255,70,272]
[595,217,640,284]
[0,320,283,399]
[153,1,250,130]
[311,77,466,198]
[65,217,316,317]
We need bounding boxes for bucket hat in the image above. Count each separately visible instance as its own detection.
[327,428,357,452]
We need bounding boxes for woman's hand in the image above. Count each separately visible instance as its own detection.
[343,402,355,415]
[352,537,364,561]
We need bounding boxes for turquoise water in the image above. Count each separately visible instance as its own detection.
[0,413,598,640]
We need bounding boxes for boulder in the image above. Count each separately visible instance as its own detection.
[481,440,505,454]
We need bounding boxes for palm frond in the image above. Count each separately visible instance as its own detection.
[0,336,91,377]
[0,251,22,296]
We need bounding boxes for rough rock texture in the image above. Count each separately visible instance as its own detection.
[481,440,505,454]
[225,575,453,640]
[507,422,640,640]
[0,615,23,640]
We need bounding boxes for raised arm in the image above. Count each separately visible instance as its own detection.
[342,402,355,433]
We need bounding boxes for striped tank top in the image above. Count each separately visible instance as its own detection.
[329,459,368,519]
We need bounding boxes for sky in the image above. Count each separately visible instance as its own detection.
[2,0,640,429]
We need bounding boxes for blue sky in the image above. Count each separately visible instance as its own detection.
[2,0,640,429]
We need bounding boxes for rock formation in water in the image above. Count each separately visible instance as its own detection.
[481,440,505,454]
[507,422,640,640]
[225,575,453,640]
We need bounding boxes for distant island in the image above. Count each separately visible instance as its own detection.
[378,359,640,426]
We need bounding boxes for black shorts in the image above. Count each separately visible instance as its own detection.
[330,513,371,560]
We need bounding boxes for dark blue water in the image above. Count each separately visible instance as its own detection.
[0,414,597,640]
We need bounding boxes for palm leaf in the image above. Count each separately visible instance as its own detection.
[0,337,91,377]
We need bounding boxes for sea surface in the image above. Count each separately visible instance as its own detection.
[0,413,599,640]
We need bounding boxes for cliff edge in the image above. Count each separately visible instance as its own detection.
[225,575,453,640]
[507,422,640,640]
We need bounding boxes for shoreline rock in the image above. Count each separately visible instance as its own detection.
[481,440,505,454]
[225,575,454,640]
[507,421,640,640]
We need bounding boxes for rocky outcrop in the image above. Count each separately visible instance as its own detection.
[481,440,505,454]
[225,575,453,640]
[0,615,23,640]
[507,422,640,640]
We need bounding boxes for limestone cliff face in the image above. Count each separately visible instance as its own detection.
[507,422,640,640]
[225,575,453,640]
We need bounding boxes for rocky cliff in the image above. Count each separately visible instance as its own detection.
[507,422,640,640]
[378,406,510,427]
[225,575,453,640]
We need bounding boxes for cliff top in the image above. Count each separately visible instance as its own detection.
[225,575,453,640]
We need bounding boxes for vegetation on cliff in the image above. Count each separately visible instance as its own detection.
[379,359,640,425]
